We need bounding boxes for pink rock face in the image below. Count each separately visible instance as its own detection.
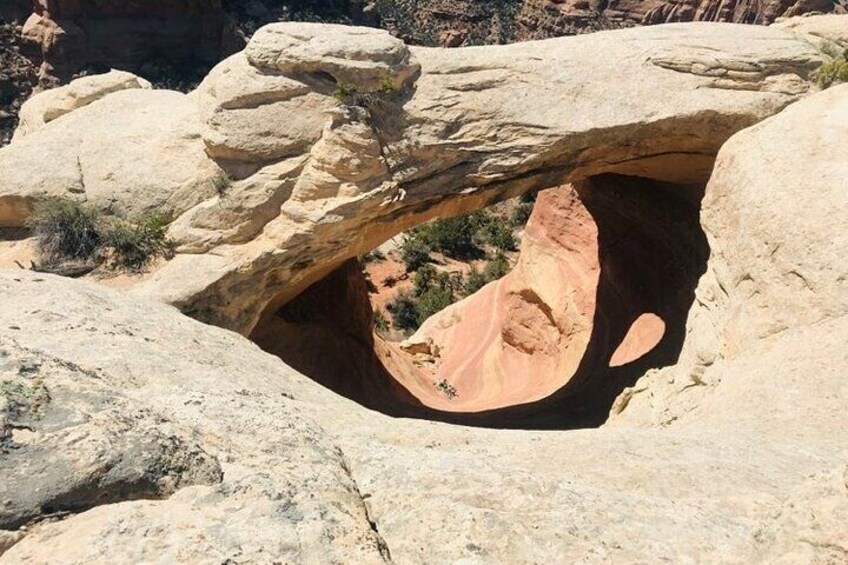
[609,313,666,368]
[408,186,603,412]
[255,175,708,427]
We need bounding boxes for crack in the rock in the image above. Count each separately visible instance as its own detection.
[336,451,393,563]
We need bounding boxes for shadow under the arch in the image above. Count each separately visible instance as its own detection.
[253,174,710,430]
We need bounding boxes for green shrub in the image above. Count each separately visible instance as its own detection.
[400,236,431,272]
[359,249,386,264]
[815,48,848,89]
[333,82,356,103]
[28,198,173,273]
[103,212,172,271]
[483,221,517,252]
[373,308,389,334]
[463,266,488,296]
[380,73,396,92]
[410,212,486,260]
[387,290,419,332]
[510,202,534,227]
[484,252,511,281]
[211,173,231,197]
[416,285,454,325]
[28,199,103,262]
[413,264,438,295]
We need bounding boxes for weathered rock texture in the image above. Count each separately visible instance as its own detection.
[0,17,843,346]
[0,271,391,563]
[2,81,847,557]
[515,0,847,39]
[609,81,848,429]
[12,69,151,140]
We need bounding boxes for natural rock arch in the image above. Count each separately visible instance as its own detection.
[0,19,845,422]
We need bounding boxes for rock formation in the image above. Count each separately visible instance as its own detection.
[3,18,841,334]
[12,69,151,140]
[404,176,704,420]
[0,13,846,561]
[20,0,228,81]
[1,74,847,558]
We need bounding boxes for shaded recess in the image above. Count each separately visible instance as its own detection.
[252,174,709,429]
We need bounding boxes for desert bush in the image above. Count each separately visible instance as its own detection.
[373,308,389,334]
[211,173,231,197]
[484,252,511,281]
[359,249,386,264]
[463,266,488,296]
[28,199,104,263]
[386,290,419,331]
[410,212,486,260]
[483,221,517,252]
[510,202,534,227]
[400,235,431,271]
[103,212,172,271]
[28,198,173,272]
[815,48,848,89]
[416,285,454,325]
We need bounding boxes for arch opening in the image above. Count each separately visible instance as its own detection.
[250,173,709,429]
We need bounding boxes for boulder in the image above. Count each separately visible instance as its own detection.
[609,83,848,427]
[13,70,151,140]
[0,89,221,227]
[0,271,390,563]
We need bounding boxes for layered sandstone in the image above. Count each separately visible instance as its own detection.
[2,81,847,559]
[0,18,838,333]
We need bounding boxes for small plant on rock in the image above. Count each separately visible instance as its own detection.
[434,378,458,399]
[28,199,104,264]
[333,82,357,103]
[103,212,172,271]
[815,48,848,89]
[211,173,232,197]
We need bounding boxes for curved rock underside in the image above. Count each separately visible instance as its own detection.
[0,12,846,560]
[1,16,843,330]
[403,176,706,418]
[0,15,845,423]
[0,80,846,558]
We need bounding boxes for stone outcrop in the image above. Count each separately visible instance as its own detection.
[1,18,840,337]
[0,12,846,564]
[609,81,848,429]
[515,0,847,39]
[12,69,151,140]
[0,88,222,226]
[0,271,391,563]
[2,84,847,555]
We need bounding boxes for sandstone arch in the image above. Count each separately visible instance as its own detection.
[0,16,846,425]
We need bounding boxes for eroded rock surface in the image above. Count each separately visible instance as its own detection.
[2,18,842,337]
[609,82,848,429]
[12,69,151,140]
[0,271,390,563]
